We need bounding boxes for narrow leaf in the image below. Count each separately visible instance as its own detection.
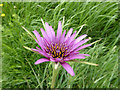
[62,16,65,30]
[91,39,102,45]
[67,60,98,66]
[75,24,87,38]
[21,26,36,40]
[23,46,39,54]
[41,18,46,31]
[23,46,32,51]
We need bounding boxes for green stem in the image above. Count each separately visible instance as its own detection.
[51,63,59,88]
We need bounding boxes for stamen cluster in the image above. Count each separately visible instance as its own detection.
[46,43,68,58]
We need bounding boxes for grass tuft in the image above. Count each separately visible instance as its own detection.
[2,2,118,88]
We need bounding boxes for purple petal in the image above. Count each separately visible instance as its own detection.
[75,34,87,44]
[68,52,79,56]
[33,30,44,50]
[65,28,73,41]
[50,57,64,63]
[32,47,49,58]
[68,34,87,47]
[70,39,89,52]
[42,37,49,46]
[74,44,92,52]
[49,26,55,42]
[56,58,64,63]
[65,31,76,45]
[40,28,50,42]
[57,21,62,39]
[33,30,41,42]
[64,55,85,61]
[45,22,53,41]
[50,57,56,62]
[61,62,75,76]
[35,58,50,65]
[79,54,90,56]
[60,30,66,43]
[67,39,76,47]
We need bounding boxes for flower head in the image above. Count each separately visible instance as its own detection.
[32,21,91,76]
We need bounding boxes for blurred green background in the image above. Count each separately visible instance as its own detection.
[2,2,119,88]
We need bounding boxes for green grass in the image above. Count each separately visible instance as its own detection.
[2,2,119,88]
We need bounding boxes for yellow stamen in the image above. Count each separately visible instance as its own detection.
[65,55,67,57]
[62,54,64,57]
[62,48,65,52]
[59,52,61,55]
[58,54,60,58]
[52,46,53,49]
[60,57,62,59]
[54,51,56,55]
[52,55,54,57]
[47,47,49,49]
[52,51,53,53]
[53,49,54,51]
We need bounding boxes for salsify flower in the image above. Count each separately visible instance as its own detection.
[32,21,91,76]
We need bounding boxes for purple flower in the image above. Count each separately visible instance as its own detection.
[32,21,91,76]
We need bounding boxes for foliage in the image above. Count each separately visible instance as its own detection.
[2,2,118,88]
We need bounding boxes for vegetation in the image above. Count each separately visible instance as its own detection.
[2,2,118,88]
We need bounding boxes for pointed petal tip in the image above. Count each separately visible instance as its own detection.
[56,21,62,39]
[84,34,87,36]
[45,22,48,24]
[71,73,75,76]
[45,22,49,27]
[83,57,86,59]
[59,21,62,23]
[45,22,50,27]
[74,31,77,33]
[36,46,40,50]
[34,58,50,65]
[61,62,75,76]
[80,54,90,56]
[89,44,92,46]
[86,54,90,56]
[40,28,43,30]
[33,30,37,33]
[85,43,92,48]
[34,61,39,65]
[70,71,75,76]
[85,39,90,42]
[31,48,34,51]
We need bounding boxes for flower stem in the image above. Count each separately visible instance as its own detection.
[51,62,59,88]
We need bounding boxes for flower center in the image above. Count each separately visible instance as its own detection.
[46,43,68,58]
